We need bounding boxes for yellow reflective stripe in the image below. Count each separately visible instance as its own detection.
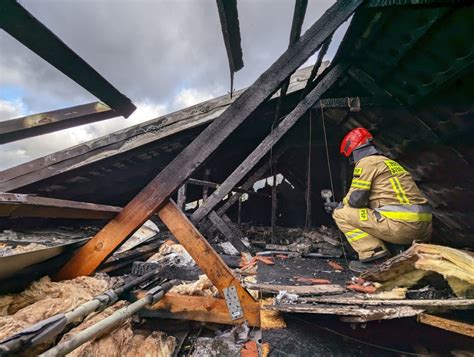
[351,179,371,190]
[389,177,410,204]
[345,229,369,242]
[359,208,368,221]
[380,211,432,222]
[393,177,410,204]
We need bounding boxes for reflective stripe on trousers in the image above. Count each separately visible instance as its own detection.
[376,204,432,222]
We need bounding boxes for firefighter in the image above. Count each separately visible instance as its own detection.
[325,127,432,272]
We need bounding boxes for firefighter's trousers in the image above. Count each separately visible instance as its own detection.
[332,205,432,261]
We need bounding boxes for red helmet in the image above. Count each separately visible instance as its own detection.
[340,127,373,157]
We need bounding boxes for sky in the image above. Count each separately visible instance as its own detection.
[0,0,349,170]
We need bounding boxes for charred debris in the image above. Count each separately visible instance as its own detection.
[0,0,473,356]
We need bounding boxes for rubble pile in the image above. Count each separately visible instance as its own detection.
[245,225,343,257]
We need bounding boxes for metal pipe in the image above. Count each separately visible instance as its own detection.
[40,281,176,357]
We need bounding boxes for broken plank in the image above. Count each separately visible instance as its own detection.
[246,283,345,296]
[191,62,349,223]
[176,184,187,211]
[139,293,259,327]
[209,211,248,253]
[298,297,474,308]
[418,313,474,337]
[54,1,361,280]
[0,193,121,219]
[0,102,117,144]
[265,303,423,322]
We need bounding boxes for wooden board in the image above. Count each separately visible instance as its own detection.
[138,292,260,327]
[265,303,424,323]
[418,313,474,337]
[0,102,116,144]
[0,193,121,219]
[246,283,345,296]
[297,296,474,308]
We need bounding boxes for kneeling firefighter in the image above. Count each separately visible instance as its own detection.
[325,127,432,272]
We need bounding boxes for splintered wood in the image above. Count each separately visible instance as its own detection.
[362,243,474,297]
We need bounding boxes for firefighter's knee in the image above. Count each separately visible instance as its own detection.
[332,205,347,223]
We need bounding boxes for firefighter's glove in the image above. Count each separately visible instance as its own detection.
[324,201,341,214]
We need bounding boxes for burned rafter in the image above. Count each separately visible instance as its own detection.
[0,0,135,117]
[208,211,248,253]
[216,0,243,95]
[301,35,333,98]
[56,0,363,279]
[0,102,117,144]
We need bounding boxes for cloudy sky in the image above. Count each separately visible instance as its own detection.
[0,0,349,170]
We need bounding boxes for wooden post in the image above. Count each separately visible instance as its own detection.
[177,184,187,211]
[202,169,211,200]
[271,173,278,243]
[237,197,242,225]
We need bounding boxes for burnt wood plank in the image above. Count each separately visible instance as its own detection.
[0,193,121,219]
[0,102,116,144]
[191,63,349,223]
[53,2,360,278]
[208,211,248,253]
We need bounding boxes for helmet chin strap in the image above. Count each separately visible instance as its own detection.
[351,144,379,164]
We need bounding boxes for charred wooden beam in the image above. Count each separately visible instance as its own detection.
[216,0,243,93]
[301,35,333,98]
[187,178,269,198]
[176,184,187,211]
[208,211,248,253]
[54,1,361,279]
[191,63,349,223]
[365,0,468,8]
[316,96,399,110]
[0,102,117,144]
[0,193,121,219]
[139,293,259,327]
[0,0,135,116]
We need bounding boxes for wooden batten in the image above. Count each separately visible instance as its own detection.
[139,293,260,327]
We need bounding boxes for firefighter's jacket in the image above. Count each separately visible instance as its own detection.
[342,155,431,222]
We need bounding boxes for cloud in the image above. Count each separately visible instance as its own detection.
[0,99,26,121]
